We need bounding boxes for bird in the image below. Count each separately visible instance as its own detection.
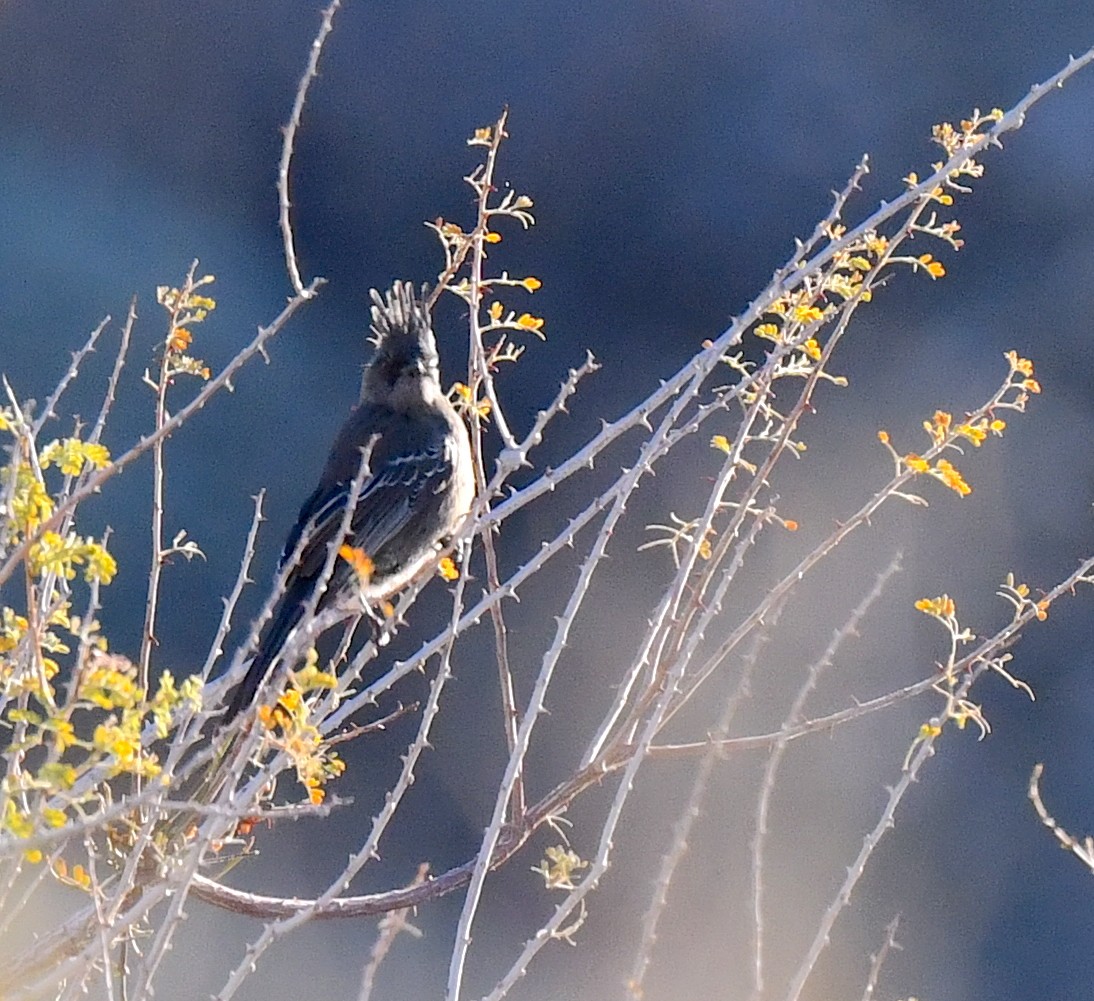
[223,281,474,722]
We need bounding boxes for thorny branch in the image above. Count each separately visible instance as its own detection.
[4,30,1094,1001]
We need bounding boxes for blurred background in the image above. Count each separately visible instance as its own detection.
[2,3,1094,1000]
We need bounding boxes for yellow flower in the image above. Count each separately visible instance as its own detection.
[1005,350,1034,377]
[915,594,956,618]
[449,382,492,419]
[52,718,78,751]
[279,688,303,713]
[339,545,374,583]
[42,807,67,829]
[917,254,945,278]
[41,438,112,477]
[38,761,77,788]
[923,410,951,445]
[521,276,542,292]
[4,801,33,839]
[168,327,193,352]
[533,845,588,890]
[515,313,545,336]
[85,543,117,584]
[71,864,91,890]
[935,459,971,496]
[956,422,987,446]
[257,704,276,730]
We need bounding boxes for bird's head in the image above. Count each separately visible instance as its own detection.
[362,282,441,401]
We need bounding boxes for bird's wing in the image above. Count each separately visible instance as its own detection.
[280,412,454,581]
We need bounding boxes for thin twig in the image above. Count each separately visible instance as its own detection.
[780,665,983,1001]
[0,277,323,591]
[627,605,783,998]
[88,297,136,447]
[278,0,340,296]
[357,863,428,1001]
[140,261,199,695]
[31,315,110,438]
[861,916,901,1001]
[200,490,266,681]
[750,556,901,1001]
[1028,763,1094,873]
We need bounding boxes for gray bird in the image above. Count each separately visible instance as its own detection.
[224,282,474,721]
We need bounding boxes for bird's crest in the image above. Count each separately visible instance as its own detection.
[368,282,438,369]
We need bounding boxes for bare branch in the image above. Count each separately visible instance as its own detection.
[278,0,340,296]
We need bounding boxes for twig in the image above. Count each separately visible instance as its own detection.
[30,315,110,438]
[88,297,136,447]
[750,556,901,1001]
[626,607,783,999]
[200,490,266,681]
[780,666,982,1001]
[278,0,340,296]
[140,261,199,695]
[1028,763,1094,873]
[860,916,901,1001]
[357,863,428,1001]
[0,277,323,591]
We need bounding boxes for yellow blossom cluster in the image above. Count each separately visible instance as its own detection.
[532,844,589,890]
[746,108,1006,386]
[428,115,545,431]
[748,226,882,372]
[2,655,201,860]
[878,352,1039,500]
[256,659,344,805]
[4,435,111,544]
[449,381,493,420]
[155,273,216,381]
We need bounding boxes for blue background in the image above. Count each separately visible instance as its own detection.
[2,4,1094,1000]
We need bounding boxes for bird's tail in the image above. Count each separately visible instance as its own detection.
[222,578,311,722]
[161,581,315,847]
